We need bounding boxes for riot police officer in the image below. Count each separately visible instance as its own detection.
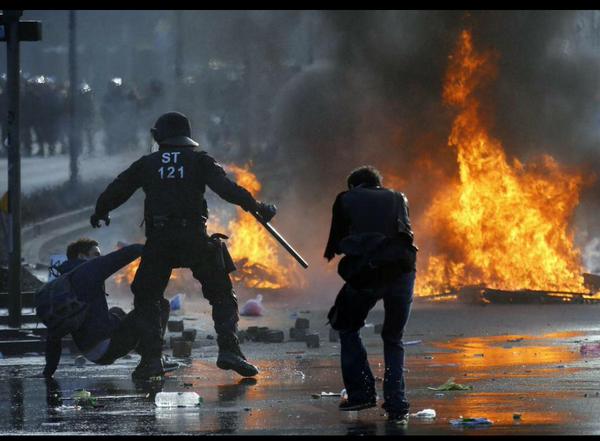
[90,111,276,380]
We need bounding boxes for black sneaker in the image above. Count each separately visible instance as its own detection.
[339,397,377,411]
[216,351,259,377]
[131,357,165,381]
[387,412,409,425]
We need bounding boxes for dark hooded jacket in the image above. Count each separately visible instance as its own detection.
[43,245,143,376]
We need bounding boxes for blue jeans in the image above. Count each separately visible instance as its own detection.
[338,271,415,414]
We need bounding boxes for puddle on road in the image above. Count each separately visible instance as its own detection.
[0,330,593,434]
[423,331,583,372]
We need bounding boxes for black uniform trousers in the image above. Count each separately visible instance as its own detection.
[131,226,239,359]
[96,300,170,365]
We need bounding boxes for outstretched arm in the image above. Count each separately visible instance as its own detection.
[94,158,144,218]
[71,244,144,288]
[200,154,258,212]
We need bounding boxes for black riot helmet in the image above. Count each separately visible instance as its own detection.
[151,111,199,147]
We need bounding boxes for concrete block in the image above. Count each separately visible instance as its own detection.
[172,340,192,358]
[374,324,383,334]
[182,329,197,342]
[167,320,184,332]
[290,327,308,341]
[262,330,284,343]
[305,333,320,348]
[294,318,310,330]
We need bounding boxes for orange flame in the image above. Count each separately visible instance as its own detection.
[415,30,588,296]
[221,163,300,290]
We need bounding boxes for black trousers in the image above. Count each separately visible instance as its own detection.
[96,300,170,365]
[130,227,239,359]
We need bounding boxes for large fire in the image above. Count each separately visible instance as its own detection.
[415,30,588,296]
[217,163,300,290]
[114,163,300,291]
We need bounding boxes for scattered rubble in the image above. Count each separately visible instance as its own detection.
[428,377,473,391]
[450,417,493,427]
[580,343,600,357]
[290,327,308,341]
[169,293,186,311]
[242,326,285,343]
[155,391,202,407]
[305,333,320,348]
[311,391,342,399]
[172,340,192,358]
[295,318,310,330]
[411,409,436,419]
[167,320,184,333]
[72,389,97,408]
[405,340,422,346]
[182,329,197,342]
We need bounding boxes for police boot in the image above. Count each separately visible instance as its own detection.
[216,335,259,377]
[131,356,165,381]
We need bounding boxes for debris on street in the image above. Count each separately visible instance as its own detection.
[305,333,320,348]
[428,378,473,391]
[311,391,342,399]
[169,293,186,312]
[295,318,310,330]
[580,343,600,356]
[182,329,197,342]
[73,389,97,407]
[450,417,493,427]
[172,340,192,358]
[167,320,184,332]
[404,340,422,346]
[155,391,202,407]
[240,294,265,316]
[411,409,437,419]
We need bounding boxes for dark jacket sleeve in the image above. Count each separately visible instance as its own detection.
[199,153,258,212]
[71,244,144,288]
[324,192,350,261]
[43,336,62,377]
[95,157,145,216]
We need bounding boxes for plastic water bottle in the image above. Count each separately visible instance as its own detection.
[154,392,202,407]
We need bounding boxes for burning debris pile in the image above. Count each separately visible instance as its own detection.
[415,30,599,303]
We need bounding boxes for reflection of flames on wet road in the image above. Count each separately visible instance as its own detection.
[408,30,592,297]
[114,163,304,291]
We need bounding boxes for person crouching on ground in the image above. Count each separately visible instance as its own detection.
[42,238,177,378]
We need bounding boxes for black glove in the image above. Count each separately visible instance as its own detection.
[90,212,110,228]
[256,202,277,223]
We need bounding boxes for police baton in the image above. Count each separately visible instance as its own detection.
[251,212,309,269]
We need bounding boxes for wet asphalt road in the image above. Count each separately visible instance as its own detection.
[2,302,600,435]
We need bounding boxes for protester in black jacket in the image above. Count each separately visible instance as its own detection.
[325,165,417,426]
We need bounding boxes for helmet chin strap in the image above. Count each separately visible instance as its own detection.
[150,127,161,144]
